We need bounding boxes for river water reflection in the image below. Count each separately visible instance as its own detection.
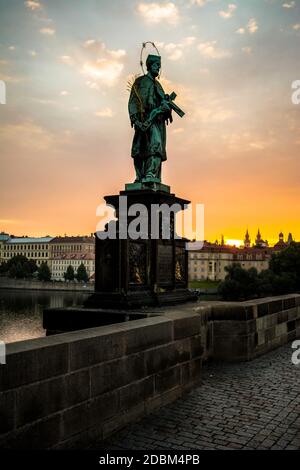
[0,289,89,344]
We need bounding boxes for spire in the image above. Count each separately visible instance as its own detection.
[287,232,293,244]
[244,229,251,248]
[255,228,262,246]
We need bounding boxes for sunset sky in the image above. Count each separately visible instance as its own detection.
[0,0,299,245]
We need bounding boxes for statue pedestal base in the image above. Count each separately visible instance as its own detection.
[43,188,197,334]
[85,188,196,309]
[125,181,170,193]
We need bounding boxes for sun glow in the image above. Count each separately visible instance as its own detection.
[226,239,244,247]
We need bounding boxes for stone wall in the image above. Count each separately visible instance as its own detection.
[0,314,203,449]
[0,277,93,292]
[0,294,299,449]
[212,294,300,361]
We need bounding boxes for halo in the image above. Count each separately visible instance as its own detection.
[140,41,161,77]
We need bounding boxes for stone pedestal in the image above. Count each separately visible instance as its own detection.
[85,188,196,309]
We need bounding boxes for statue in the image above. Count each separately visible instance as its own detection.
[128,47,184,186]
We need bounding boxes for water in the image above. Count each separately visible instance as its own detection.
[0,289,89,344]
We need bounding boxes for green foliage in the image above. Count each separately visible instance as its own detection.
[2,255,38,279]
[37,262,51,282]
[218,243,300,301]
[218,264,259,301]
[64,265,75,281]
[76,263,89,283]
[269,242,300,292]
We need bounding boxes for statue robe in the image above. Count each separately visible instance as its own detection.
[128,74,171,162]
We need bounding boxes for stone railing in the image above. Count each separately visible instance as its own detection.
[0,294,299,449]
[0,313,203,449]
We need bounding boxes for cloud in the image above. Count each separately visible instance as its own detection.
[282,1,295,8]
[219,4,237,19]
[242,47,252,55]
[0,121,54,151]
[28,50,37,57]
[60,90,70,96]
[81,40,126,86]
[197,41,231,59]
[137,2,180,25]
[8,46,16,51]
[236,27,245,34]
[292,23,300,30]
[60,40,126,87]
[157,37,196,61]
[190,0,209,6]
[247,18,258,34]
[40,27,55,35]
[60,55,75,65]
[24,1,42,10]
[94,107,114,118]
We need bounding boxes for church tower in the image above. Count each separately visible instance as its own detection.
[255,229,262,246]
[244,229,251,248]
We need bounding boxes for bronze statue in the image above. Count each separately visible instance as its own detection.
[128,51,184,185]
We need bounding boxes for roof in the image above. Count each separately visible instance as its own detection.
[51,253,95,260]
[0,232,10,242]
[6,237,53,244]
[50,236,94,244]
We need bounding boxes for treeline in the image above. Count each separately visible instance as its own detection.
[0,255,89,283]
[218,242,300,301]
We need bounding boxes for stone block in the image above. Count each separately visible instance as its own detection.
[125,320,172,354]
[69,331,125,371]
[287,308,298,321]
[89,390,119,427]
[61,402,90,440]
[91,353,145,397]
[144,339,190,376]
[268,300,283,315]
[0,344,69,392]
[155,366,181,393]
[16,369,89,427]
[0,390,15,434]
[0,414,61,450]
[190,335,203,358]
[275,323,287,338]
[119,377,154,411]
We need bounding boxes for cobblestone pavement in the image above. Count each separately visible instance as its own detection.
[97,343,300,450]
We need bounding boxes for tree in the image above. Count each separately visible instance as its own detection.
[269,242,300,292]
[76,263,89,283]
[218,264,260,301]
[64,265,75,281]
[38,262,51,282]
[5,255,37,279]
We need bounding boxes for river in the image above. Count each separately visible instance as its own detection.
[0,289,89,344]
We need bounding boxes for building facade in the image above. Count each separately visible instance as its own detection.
[0,232,10,264]
[188,230,295,282]
[49,236,95,281]
[1,236,53,266]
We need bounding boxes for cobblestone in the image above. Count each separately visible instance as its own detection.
[96,343,300,450]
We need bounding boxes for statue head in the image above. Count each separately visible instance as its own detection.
[146,54,161,78]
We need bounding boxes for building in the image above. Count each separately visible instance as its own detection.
[49,236,95,281]
[1,236,53,266]
[188,241,271,282]
[0,232,10,263]
[188,242,236,281]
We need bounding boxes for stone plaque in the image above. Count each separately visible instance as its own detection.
[158,244,173,285]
